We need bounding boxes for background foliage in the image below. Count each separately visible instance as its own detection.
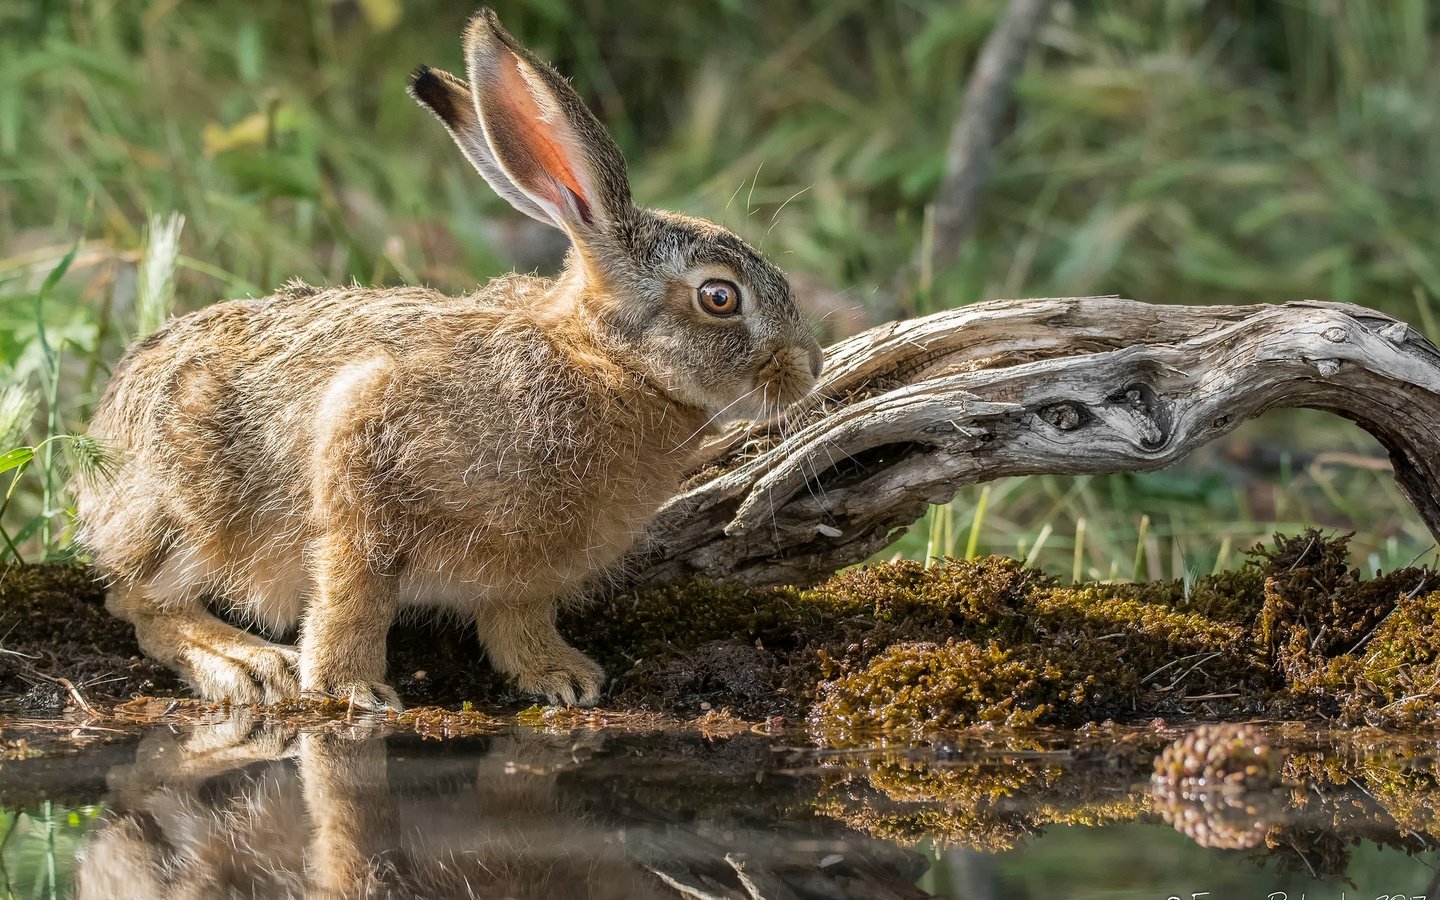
[2,0,1438,576]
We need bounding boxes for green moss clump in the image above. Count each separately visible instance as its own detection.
[813,639,1068,732]
[1302,587,1440,727]
[1129,568,1268,625]
[577,529,1440,733]
[1027,586,1259,690]
[823,555,1048,632]
[1253,531,1420,687]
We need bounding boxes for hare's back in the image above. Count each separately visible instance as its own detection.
[80,283,517,531]
[92,282,517,444]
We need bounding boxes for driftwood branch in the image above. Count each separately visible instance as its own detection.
[626,297,1440,590]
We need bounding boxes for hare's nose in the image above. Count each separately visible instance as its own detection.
[809,346,824,379]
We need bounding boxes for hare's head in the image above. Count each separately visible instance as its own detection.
[410,8,822,423]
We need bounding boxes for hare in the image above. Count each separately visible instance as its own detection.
[74,8,822,711]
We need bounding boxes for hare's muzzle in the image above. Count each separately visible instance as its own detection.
[755,345,821,414]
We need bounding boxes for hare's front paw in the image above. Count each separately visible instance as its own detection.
[185,642,300,705]
[301,675,404,712]
[513,647,605,707]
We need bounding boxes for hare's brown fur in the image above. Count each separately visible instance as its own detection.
[75,8,821,709]
[79,274,722,706]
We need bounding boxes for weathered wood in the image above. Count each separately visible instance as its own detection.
[625,297,1440,589]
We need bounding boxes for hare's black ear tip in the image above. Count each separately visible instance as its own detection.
[409,66,457,122]
[408,64,433,89]
[408,65,439,103]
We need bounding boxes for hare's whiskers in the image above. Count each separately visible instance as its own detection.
[745,162,764,216]
[759,185,812,251]
[771,396,831,525]
[761,383,782,543]
[724,176,748,215]
[673,385,761,451]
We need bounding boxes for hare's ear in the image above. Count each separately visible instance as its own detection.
[409,64,554,226]
[413,8,634,242]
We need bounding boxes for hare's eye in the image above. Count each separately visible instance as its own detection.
[697,279,741,317]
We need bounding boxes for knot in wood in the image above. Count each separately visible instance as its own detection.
[1118,387,1148,412]
[1322,326,1348,343]
[1040,402,1086,431]
[1380,321,1410,344]
[1107,383,1168,450]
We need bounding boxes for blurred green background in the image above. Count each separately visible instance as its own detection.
[3,0,1439,578]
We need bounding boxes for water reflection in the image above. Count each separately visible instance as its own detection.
[69,716,928,899]
[1,717,1438,898]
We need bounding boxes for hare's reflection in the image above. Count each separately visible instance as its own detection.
[75,715,931,899]
[76,716,674,899]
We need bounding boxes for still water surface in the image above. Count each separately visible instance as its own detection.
[0,717,1436,898]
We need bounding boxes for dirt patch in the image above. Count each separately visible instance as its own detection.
[610,640,779,712]
[3,531,1439,732]
[0,565,178,710]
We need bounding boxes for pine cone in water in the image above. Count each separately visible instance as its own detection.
[1150,724,1285,849]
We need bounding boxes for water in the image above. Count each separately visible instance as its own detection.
[0,716,1436,898]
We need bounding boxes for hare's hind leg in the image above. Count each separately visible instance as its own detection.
[476,600,604,706]
[109,578,300,705]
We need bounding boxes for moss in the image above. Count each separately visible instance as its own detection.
[825,555,1049,632]
[1118,568,1268,625]
[1253,531,1423,696]
[1256,545,1439,726]
[8,529,1440,732]
[812,639,1069,733]
[1026,586,1260,691]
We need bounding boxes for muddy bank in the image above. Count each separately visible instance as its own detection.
[2,531,1438,731]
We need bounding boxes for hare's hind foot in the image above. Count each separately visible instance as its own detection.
[109,584,301,705]
[477,602,605,707]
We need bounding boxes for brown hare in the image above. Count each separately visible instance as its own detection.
[75,8,822,710]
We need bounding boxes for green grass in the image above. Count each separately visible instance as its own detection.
[2,0,1439,574]
[0,804,97,900]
